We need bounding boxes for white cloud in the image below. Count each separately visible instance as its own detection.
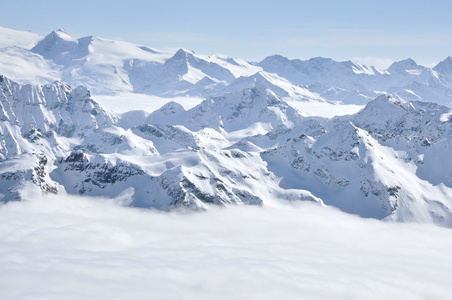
[0,189,451,299]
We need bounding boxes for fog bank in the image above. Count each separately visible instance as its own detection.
[1,191,451,299]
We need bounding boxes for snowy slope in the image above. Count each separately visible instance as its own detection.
[0,76,320,210]
[0,27,59,84]
[0,27,268,97]
[434,56,452,81]
[223,71,326,101]
[1,76,452,226]
[258,55,452,106]
[145,86,305,133]
[260,95,452,225]
[30,29,173,94]
[2,26,452,108]
[0,75,117,200]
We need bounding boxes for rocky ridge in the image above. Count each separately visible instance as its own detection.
[1,76,452,226]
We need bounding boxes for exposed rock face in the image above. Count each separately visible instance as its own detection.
[260,95,452,225]
[0,77,319,210]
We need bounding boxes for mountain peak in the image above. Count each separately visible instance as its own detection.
[388,58,418,72]
[308,57,334,64]
[359,94,406,116]
[54,28,71,38]
[46,28,74,42]
[31,28,77,56]
[165,48,196,64]
[433,56,452,75]
[373,94,403,105]
[174,48,194,57]
[260,54,290,64]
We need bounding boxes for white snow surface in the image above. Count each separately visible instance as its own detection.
[0,26,41,48]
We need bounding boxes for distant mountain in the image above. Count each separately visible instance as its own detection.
[126,48,263,97]
[2,27,452,106]
[434,56,452,80]
[258,55,383,86]
[1,76,452,226]
[144,85,305,132]
[30,28,172,94]
[258,55,452,106]
[0,27,267,97]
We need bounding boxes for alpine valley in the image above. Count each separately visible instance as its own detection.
[1,26,452,227]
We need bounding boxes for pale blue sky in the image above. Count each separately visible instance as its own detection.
[1,0,452,68]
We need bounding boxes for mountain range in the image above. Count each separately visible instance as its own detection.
[2,27,452,106]
[1,27,452,227]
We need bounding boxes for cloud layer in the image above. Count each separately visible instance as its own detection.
[1,190,451,299]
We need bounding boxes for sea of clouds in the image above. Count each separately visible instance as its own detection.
[1,188,451,300]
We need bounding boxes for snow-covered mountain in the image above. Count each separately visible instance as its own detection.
[434,56,452,80]
[258,56,452,106]
[0,76,320,209]
[1,75,452,226]
[2,26,452,106]
[1,27,272,98]
[261,95,452,224]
